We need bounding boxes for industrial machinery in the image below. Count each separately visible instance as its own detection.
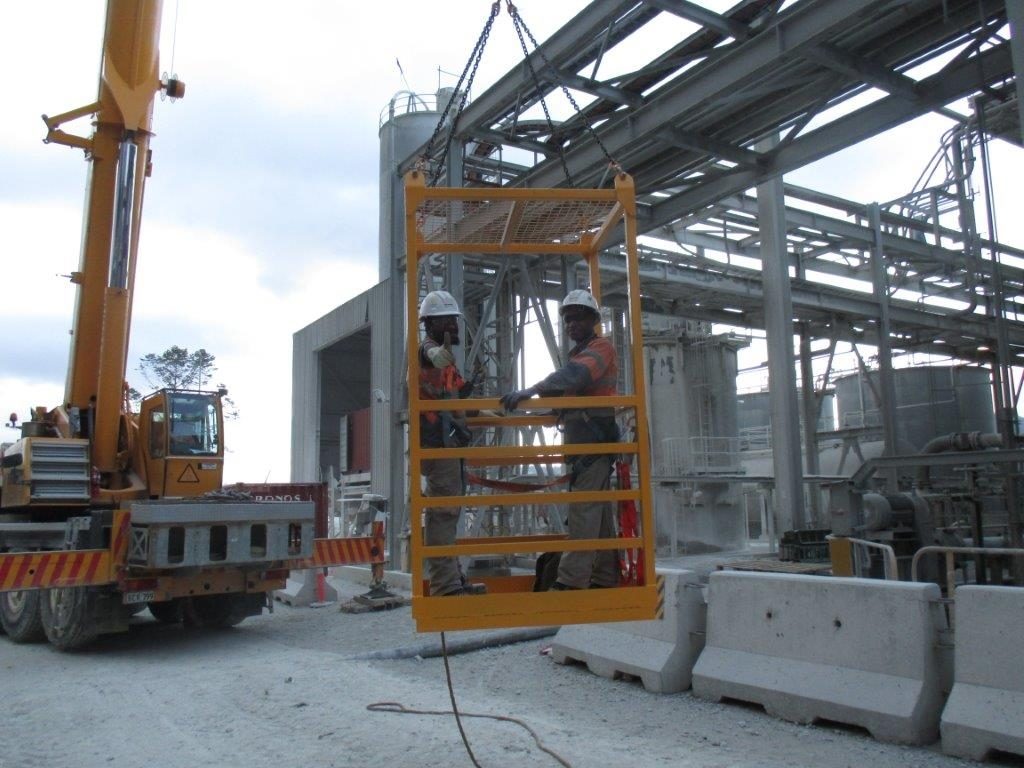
[827,430,1024,588]
[0,0,383,650]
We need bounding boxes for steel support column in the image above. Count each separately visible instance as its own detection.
[799,327,821,524]
[1009,1,1024,145]
[975,102,1023,555]
[868,203,900,491]
[757,137,805,533]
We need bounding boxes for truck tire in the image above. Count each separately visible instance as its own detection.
[147,599,184,624]
[182,593,260,628]
[0,590,46,643]
[40,587,98,651]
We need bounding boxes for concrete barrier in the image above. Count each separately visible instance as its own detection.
[274,569,337,607]
[691,571,949,745]
[549,570,706,693]
[941,585,1024,761]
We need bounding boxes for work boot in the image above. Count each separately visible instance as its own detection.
[459,577,487,595]
[549,581,581,591]
[439,584,487,596]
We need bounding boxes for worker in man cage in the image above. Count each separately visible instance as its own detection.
[499,289,620,590]
[418,289,485,597]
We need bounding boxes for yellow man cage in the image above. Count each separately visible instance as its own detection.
[405,169,657,632]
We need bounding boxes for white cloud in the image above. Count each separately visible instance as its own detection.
[1,377,66,435]
[0,3,103,151]
[123,215,380,481]
[0,202,81,317]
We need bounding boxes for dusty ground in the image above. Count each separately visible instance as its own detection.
[0,575,997,768]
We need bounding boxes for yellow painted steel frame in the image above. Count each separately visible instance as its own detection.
[404,170,658,632]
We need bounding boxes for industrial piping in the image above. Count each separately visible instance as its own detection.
[915,432,1002,488]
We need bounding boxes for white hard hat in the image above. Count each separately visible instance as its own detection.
[559,289,600,316]
[419,290,462,319]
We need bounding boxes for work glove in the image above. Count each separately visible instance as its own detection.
[500,388,537,413]
[425,345,455,369]
[458,364,486,398]
[469,364,486,389]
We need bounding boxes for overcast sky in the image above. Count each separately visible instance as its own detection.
[2,2,1022,482]
[0,1,591,482]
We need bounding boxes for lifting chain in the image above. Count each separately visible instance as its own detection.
[420,1,622,188]
[505,0,621,184]
[422,1,500,186]
[507,2,572,183]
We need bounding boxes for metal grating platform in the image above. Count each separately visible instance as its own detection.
[416,197,618,246]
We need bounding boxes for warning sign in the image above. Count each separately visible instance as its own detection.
[177,465,200,483]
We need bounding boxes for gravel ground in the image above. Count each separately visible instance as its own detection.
[0,575,998,768]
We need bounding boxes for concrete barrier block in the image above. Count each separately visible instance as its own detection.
[692,571,948,745]
[274,569,337,607]
[549,569,706,693]
[941,585,1024,761]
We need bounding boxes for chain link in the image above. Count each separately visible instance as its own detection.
[507,2,573,184]
[421,1,621,188]
[506,1,620,181]
[424,1,500,186]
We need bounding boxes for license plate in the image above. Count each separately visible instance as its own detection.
[123,590,156,605]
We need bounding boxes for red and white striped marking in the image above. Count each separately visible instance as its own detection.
[292,537,384,569]
[0,550,112,592]
[111,509,131,567]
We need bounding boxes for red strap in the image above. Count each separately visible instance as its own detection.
[466,472,571,492]
[616,460,644,586]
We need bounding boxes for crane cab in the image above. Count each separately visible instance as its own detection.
[138,389,224,498]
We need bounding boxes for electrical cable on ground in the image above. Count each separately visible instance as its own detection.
[367,631,574,768]
[345,626,556,661]
[441,631,482,767]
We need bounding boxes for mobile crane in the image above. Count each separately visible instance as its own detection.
[0,0,383,650]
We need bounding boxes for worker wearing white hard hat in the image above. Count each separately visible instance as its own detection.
[499,289,620,590]
[419,289,463,321]
[417,290,484,597]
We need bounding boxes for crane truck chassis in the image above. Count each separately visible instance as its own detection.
[0,490,385,650]
[0,0,385,650]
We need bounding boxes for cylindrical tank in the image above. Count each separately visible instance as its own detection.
[682,339,741,453]
[736,390,835,436]
[645,338,688,473]
[378,91,445,563]
[645,333,746,553]
[378,91,441,281]
[833,365,994,451]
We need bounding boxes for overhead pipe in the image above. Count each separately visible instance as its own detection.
[915,431,1002,489]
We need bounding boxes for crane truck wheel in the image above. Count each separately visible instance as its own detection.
[147,599,185,624]
[0,590,46,643]
[181,593,260,629]
[40,587,98,651]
